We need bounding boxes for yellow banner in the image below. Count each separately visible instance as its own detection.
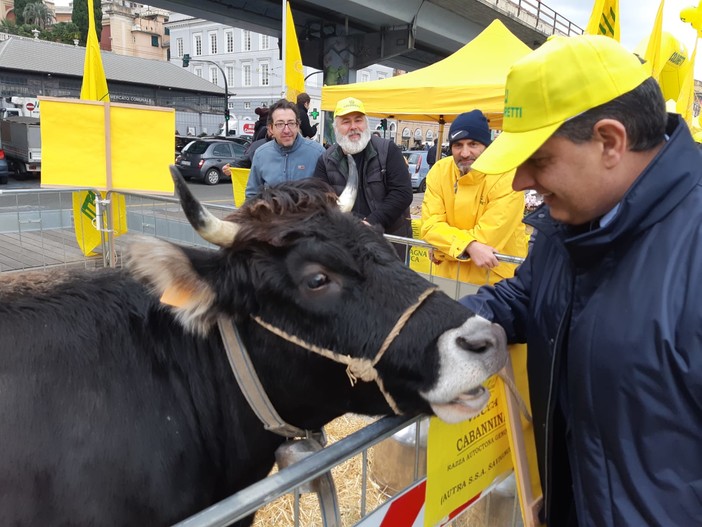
[71,190,128,256]
[677,38,698,127]
[41,98,174,194]
[230,167,250,207]
[585,0,620,41]
[425,375,513,526]
[409,218,432,273]
[643,0,666,78]
[285,1,305,102]
[69,0,116,256]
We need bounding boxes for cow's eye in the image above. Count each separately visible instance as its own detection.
[306,272,329,290]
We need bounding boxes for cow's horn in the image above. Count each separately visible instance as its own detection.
[170,165,239,246]
[337,154,358,213]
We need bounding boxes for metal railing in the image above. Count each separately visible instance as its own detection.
[490,0,583,38]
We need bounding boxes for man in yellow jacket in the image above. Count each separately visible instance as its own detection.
[420,110,528,285]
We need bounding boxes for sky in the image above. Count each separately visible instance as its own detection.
[550,0,702,77]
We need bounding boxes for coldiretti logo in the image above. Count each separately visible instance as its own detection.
[504,90,523,118]
[504,107,522,118]
[80,190,97,220]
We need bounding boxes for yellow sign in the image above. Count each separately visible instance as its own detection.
[409,218,432,273]
[425,375,513,526]
[40,97,175,194]
[230,167,250,207]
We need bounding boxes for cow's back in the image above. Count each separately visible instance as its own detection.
[0,268,267,526]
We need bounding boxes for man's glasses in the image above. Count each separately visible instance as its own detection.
[272,121,299,131]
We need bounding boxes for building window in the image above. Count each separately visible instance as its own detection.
[259,62,269,86]
[360,71,370,83]
[210,66,218,85]
[225,30,234,53]
[151,35,159,47]
[176,37,183,57]
[260,34,269,50]
[242,63,252,86]
[226,65,235,86]
[244,102,251,110]
[164,28,170,36]
[194,67,203,78]
[243,30,251,51]
[194,34,202,56]
[209,31,217,55]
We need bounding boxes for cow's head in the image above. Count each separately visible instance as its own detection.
[126,166,507,424]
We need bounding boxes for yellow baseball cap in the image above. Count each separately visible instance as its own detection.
[334,97,366,118]
[472,35,650,175]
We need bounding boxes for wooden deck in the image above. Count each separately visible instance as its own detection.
[0,228,120,273]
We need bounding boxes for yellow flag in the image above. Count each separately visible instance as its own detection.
[284,1,305,102]
[73,0,127,256]
[676,37,698,127]
[643,1,666,79]
[585,0,620,41]
[80,0,109,102]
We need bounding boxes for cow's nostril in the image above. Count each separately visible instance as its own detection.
[456,336,489,354]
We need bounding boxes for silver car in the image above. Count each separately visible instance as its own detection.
[403,150,431,193]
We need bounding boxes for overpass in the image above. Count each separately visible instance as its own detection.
[145,0,582,72]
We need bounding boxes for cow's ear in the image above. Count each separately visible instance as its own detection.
[126,236,218,335]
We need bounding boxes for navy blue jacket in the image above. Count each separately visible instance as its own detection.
[461,115,702,526]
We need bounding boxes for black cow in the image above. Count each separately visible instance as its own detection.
[0,169,507,526]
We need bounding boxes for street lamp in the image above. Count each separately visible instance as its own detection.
[182,55,229,134]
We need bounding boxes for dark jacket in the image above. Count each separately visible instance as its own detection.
[297,102,318,139]
[252,122,268,142]
[313,135,412,238]
[427,144,438,167]
[460,115,702,526]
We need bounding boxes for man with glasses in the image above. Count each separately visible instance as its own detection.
[245,99,325,199]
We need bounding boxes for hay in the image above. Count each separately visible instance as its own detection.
[252,413,391,527]
[250,415,521,527]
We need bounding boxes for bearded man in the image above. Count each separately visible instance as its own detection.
[314,97,413,260]
[420,110,528,285]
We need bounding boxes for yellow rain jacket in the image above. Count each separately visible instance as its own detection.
[420,156,528,285]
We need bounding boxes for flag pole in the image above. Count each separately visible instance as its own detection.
[281,0,287,99]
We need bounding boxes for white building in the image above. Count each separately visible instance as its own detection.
[165,12,393,137]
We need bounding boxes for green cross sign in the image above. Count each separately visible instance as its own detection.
[310,108,319,119]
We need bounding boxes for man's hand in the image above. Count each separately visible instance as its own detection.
[222,164,232,177]
[464,241,499,269]
[428,249,443,265]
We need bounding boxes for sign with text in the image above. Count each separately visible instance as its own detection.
[40,97,175,194]
[424,375,512,526]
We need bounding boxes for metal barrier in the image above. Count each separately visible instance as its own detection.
[0,188,527,527]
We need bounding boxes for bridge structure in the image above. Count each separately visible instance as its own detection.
[147,0,583,75]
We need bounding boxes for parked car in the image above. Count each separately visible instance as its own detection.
[0,148,10,184]
[175,135,193,158]
[402,150,431,193]
[175,138,247,185]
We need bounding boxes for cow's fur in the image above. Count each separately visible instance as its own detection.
[0,178,506,526]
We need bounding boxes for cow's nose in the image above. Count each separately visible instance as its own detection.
[455,335,490,354]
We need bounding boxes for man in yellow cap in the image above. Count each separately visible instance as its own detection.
[460,35,702,526]
[314,97,413,259]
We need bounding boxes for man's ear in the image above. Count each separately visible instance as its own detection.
[593,119,627,169]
